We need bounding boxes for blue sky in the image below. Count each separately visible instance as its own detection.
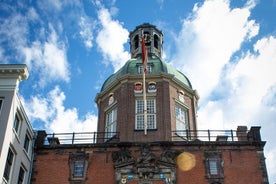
[1,0,276,182]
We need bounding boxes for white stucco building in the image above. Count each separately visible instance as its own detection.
[0,64,34,184]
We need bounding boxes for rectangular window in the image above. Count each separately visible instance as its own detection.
[74,160,84,177]
[105,108,117,140]
[138,65,151,74]
[205,157,224,179]
[209,158,218,175]
[17,166,25,184]
[4,148,15,182]
[13,113,21,133]
[205,151,223,179]
[135,99,156,130]
[24,133,31,153]
[175,106,189,137]
[69,153,89,182]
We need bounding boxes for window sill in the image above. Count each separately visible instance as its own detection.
[12,128,21,144]
[23,149,32,162]
[206,175,224,179]
[105,135,118,142]
[134,129,157,132]
[2,177,8,184]
[69,177,86,181]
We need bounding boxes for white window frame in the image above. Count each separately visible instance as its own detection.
[4,148,15,182]
[17,165,27,184]
[69,153,89,182]
[209,158,218,175]
[206,157,224,178]
[138,65,152,74]
[135,98,156,130]
[105,108,117,140]
[175,105,189,138]
[24,132,31,154]
[73,160,85,177]
[13,112,21,134]
[205,151,224,179]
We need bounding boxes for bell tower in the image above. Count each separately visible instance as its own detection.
[129,23,163,59]
[95,23,199,143]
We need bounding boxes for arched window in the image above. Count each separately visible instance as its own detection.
[134,35,139,50]
[178,90,185,103]
[154,34,159,49]
[108,93,114,105]
[134,82,143,93]
[143,31,151,46]
[148,81,156,93]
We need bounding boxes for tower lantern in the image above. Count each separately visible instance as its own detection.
[129,23,163,59]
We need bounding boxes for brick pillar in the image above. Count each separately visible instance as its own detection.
[236,126,248,141]
[247,127,262,142]
[35,130,47,148]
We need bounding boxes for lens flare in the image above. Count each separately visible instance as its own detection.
[176,152,196,171]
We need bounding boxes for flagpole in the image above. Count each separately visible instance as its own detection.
[141,32,148,135]
[143,66,147,135]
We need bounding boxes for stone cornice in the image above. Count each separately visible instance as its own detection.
[0,64,29,81]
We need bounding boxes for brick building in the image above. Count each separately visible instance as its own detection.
[0,23,267,184]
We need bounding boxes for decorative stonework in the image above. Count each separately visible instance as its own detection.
[159,146,177,166]
[112,146,135,168]
[136,144,158,180]
[112,144,176,184]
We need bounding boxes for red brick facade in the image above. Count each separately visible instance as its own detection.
[32,141,267,184]
[96,78,198,143]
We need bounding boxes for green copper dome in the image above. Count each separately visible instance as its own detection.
[101,57,192,92]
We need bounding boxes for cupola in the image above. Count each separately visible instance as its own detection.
[129,23,163,59]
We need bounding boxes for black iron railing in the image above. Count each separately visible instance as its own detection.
[45,132,119,145]
[40,127,260,145]
[171,129,239,141]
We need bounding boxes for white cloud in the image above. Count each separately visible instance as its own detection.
[0,13,29,49]
[95,4,130,71]
[0,47,5,63]
[201,36,276,129]
[26,7,40,22]
[266,148,276,182]
[22,25,70,87]
[79,16,95,49]
[23,86,98,133]
[172,0,259,101]
[37,0,63,12]
[229,36,276,111]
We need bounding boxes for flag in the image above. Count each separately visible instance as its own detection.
[141,35,147,74]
